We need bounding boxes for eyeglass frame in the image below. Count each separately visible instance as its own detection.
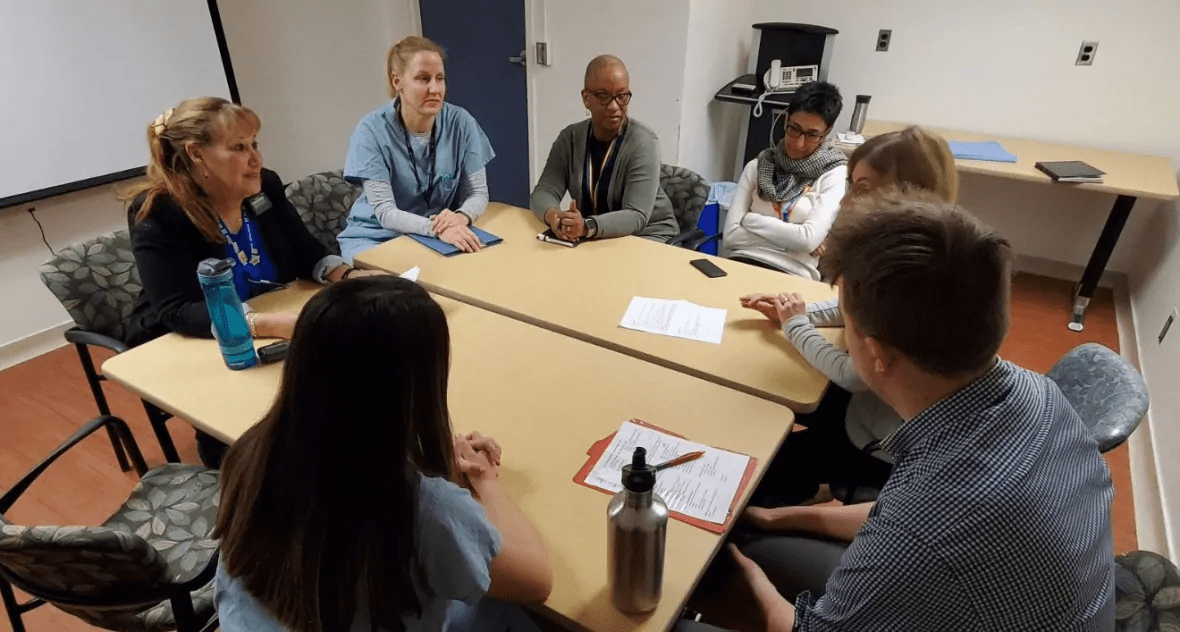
[583,90,633,107]
[784,121,829,144]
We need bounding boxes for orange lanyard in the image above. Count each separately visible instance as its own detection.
[585,136,618,212]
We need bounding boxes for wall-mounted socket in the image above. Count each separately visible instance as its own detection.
[1159,307,1177,345]
[1075,41,1098,66]
[876,29,892,52]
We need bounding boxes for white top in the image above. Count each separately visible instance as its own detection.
[721,159,847,280]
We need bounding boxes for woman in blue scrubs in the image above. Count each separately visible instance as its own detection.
[337,36,496,260]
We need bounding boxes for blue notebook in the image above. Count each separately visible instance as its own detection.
[408,227,503,256]
[947,140,1018,163]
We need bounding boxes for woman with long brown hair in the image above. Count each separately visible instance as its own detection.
[125,96,382,466]
[214,276,552,632]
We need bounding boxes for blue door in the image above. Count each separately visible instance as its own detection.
[420,0,530,208]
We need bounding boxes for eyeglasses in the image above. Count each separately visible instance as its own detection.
[785,122,827,143]
[586,91,633,107]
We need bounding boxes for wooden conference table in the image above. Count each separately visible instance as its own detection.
[356,204,840,412]
[859,120,1179,332]
[103,283,797,632]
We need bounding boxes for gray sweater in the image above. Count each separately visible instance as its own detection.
[529,118,678,241]
[783,298,902,458]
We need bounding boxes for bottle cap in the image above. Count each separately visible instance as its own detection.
[621,447,656,493]
[197,257,234,277]
[856,94,872,103]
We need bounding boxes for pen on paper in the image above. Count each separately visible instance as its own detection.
[655,450,706,472]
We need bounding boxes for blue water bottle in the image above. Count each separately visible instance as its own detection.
[197,258,258,370]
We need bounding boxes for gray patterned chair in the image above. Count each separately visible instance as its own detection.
[660,164,716,251]
[1114,550,1180,631]
[0,415,219,632]
[39,230,181,465]
[285,169,362,256]
[1046,343,1149,452]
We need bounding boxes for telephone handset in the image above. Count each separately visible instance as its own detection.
[762,60,819,94]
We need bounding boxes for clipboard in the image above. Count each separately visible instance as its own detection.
[573,418,758,534]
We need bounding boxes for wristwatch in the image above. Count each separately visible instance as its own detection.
[585,217,598,239]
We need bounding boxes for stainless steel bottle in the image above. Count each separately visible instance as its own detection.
[849,94,872,134]
[607,447,668,614]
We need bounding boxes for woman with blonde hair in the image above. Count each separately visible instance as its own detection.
[739,126,959,508]
[125,96,379,466]
[337,36,496,259]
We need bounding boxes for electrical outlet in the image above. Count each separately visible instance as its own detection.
[1159,307,1177,345]
[1075,41,1098,66]
[876,29,891,52]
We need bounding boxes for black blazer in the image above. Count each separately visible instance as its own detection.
[126,169,331,346]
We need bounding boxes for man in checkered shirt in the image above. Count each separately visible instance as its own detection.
[687,193,1115,631]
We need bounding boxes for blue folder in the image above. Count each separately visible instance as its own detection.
[407,227,503,256]
[947,140,1018,163]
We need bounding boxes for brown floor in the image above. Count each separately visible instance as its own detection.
[0,274,1134,631]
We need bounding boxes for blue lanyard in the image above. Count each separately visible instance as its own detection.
[219,211,260,268]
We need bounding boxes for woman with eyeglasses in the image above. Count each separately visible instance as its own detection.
[721,81,847,279]
[529,54,678,243]
[337,36,496,260]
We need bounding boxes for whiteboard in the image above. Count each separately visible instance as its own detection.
[0,0,231,205]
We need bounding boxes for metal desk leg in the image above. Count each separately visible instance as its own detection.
[1070,194,1136,331]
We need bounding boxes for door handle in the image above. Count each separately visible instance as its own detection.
[508,49,527,66]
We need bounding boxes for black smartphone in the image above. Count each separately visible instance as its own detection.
[257,340,290,364]
[690,258,727,278]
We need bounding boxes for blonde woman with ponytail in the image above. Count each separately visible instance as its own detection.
[337,36,496,259]
[125,97,380,466]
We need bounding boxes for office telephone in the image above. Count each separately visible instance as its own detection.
[762,60,818,93]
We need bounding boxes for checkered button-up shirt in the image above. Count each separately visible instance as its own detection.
[795,360,1115,631]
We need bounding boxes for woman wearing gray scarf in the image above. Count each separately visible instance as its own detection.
[722,82,847,280]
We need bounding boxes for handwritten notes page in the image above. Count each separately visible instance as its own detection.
[619,297,726,344]
[585,421,750,525]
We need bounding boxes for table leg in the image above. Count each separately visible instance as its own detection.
[1069,194,1136,332]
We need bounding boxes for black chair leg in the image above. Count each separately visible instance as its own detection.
[72,343,132,472]
[143,401,181,463]
[170,592,198,632]
[0,579,27,632]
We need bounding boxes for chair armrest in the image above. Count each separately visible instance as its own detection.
[669,227,706,249]
[685,231,722,252]
[0,416,146,513]
[65,328,129,354]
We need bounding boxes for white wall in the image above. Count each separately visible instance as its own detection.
[675,0,753,182]
[0,0,417,369]
[218,0,416,179]
[526,0,690,181]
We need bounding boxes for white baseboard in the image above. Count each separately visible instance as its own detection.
[0,321,71,371]
[1114,281,1172,559]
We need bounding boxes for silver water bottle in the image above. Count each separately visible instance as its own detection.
[849,94,871,134]
[607,447,668,613]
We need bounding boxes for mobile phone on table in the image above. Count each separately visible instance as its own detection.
[258,340,290,364]
[690,258,727,278]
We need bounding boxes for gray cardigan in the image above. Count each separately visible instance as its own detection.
[529,118,678,241]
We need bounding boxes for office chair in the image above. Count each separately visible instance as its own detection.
[660,164,718,251]
[285,169,362,256]
[39,230,182,465]
[0,415,219,632]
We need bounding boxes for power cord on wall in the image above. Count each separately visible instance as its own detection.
[27,207,55,256]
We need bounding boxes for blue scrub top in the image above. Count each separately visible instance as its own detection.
[339,100,495,245]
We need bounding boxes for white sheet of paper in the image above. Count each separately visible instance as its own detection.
[585,421,750,525]
[618,297,726,344]
[399,266,420,282]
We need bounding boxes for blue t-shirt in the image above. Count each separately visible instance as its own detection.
[214,475,539,632]
[338,101,495,248]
